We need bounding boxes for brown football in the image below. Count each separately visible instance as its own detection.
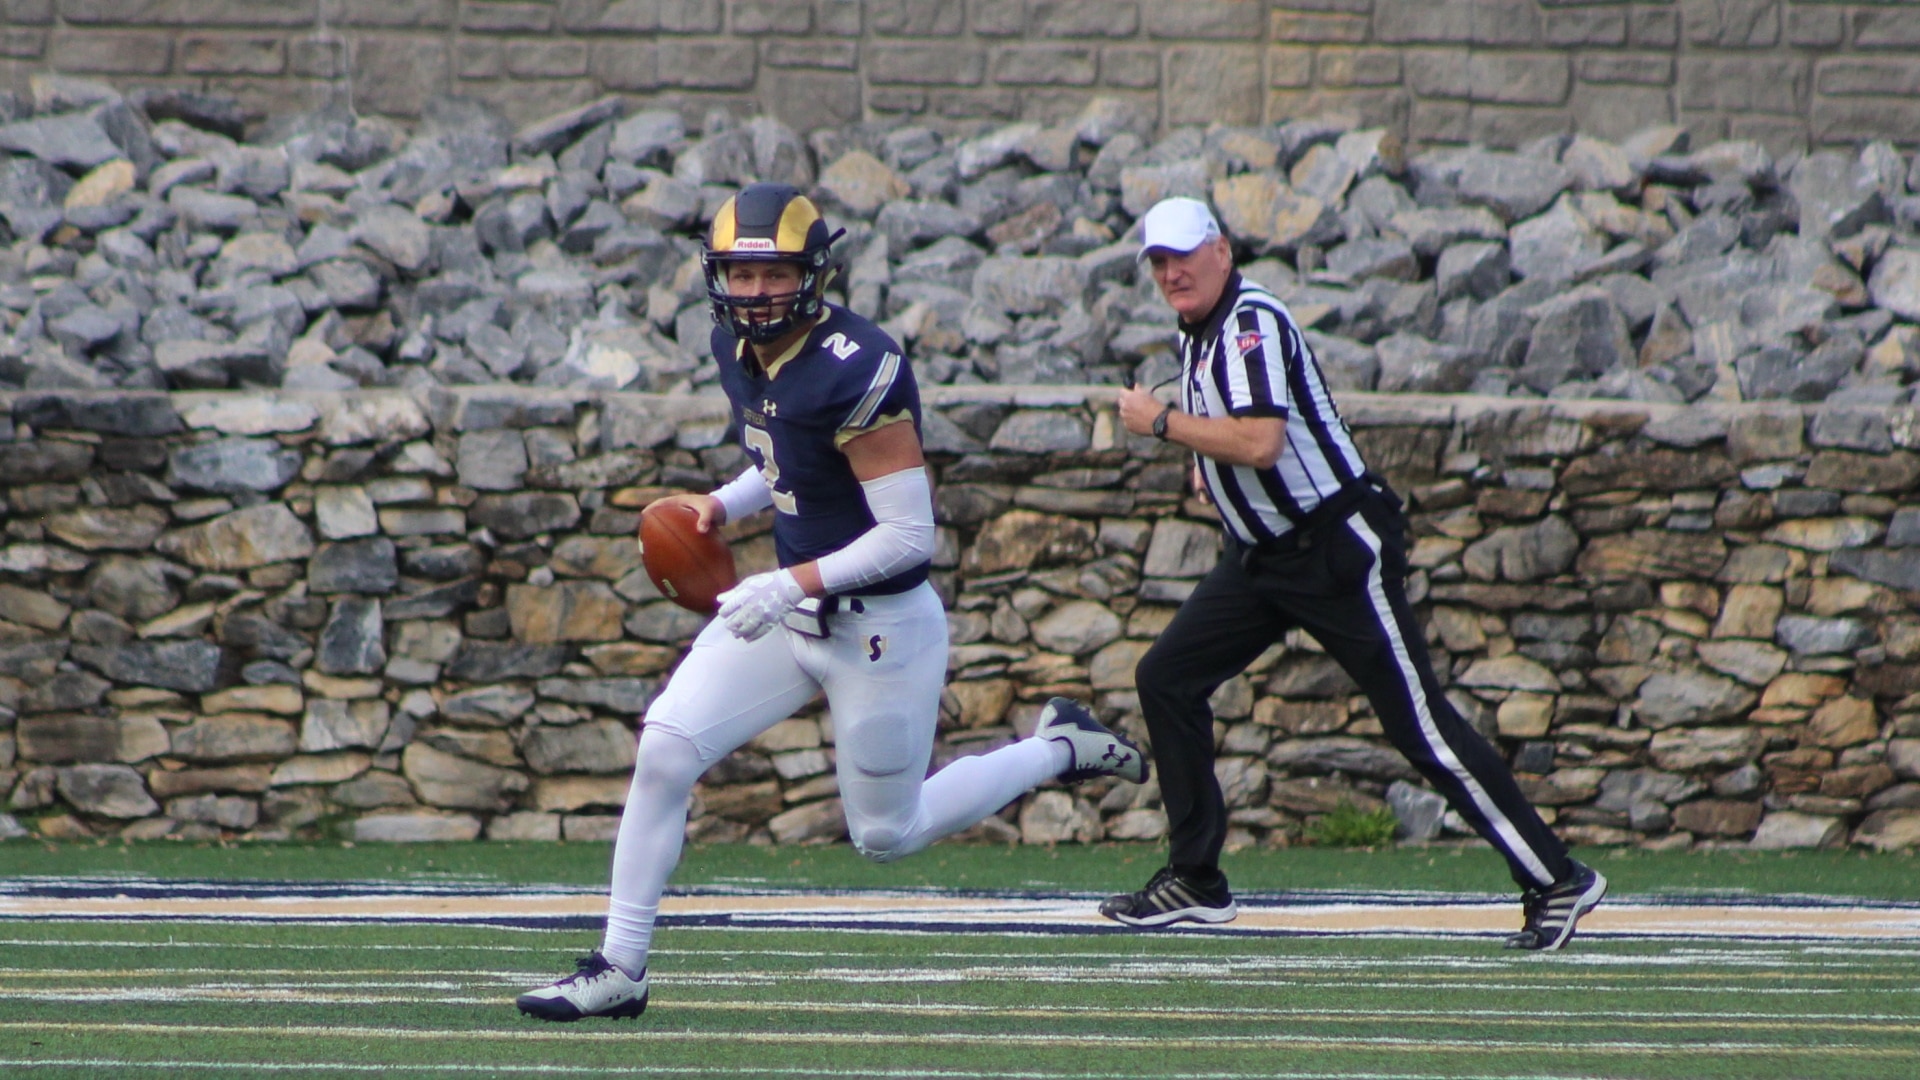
[639,501,738,614]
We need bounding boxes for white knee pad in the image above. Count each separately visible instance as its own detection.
[852,824,906,863]
[842,716,915,778]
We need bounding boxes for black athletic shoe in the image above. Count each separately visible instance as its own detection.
[1098,866,1238,927]
[516,952,649,1020]
[1505,860,1607,951]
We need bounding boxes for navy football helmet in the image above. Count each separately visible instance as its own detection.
[704,183,843,345]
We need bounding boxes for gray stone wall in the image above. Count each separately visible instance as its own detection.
[3,2,1918,156]
[3,385,1920,855]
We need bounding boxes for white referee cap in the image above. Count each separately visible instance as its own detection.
[1138,197,1222,259]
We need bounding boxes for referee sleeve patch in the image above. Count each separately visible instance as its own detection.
[1236,330,1264,355]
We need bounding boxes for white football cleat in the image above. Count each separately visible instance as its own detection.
[516,952,649,1021]
[1034,696,1149,785]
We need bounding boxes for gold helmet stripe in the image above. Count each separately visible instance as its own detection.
[710,196,739,253]
[775,196,822,255]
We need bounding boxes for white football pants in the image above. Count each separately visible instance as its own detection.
[600,581,1067,977]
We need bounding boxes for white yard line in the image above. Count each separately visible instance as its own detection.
[3,1020,1916,1057]
[0,1063,1626,1080]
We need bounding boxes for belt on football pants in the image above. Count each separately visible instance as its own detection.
[781,595,868,639]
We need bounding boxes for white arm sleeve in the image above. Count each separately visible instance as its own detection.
[710,465,773,525]
[815,466,935,594]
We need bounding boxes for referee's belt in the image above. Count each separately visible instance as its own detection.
[1253,471,1400,554]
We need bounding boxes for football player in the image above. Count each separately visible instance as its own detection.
[518,183,1147,1021]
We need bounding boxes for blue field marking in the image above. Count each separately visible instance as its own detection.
[4,876,1920,942]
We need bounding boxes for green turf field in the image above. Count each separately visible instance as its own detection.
[4,841,1919,1079]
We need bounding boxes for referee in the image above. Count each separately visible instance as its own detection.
[1105,197,1606,951]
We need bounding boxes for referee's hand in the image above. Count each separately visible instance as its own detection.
[1116,384,1167,438]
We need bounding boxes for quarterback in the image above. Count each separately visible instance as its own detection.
[517,183,1147,1020]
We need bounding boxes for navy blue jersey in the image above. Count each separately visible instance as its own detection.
[713,304,928,595]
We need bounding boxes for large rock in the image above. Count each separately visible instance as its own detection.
[316,597,385,675]
[308,538,398,595]
[1750,811,1845,850]
[300,698,391,753]
[401,743,527,812]
[520,719,637,775]
[507,581,626,643]
[56,764,158,819]
[439,684,536,727]
[1266,736,1418,780]
[0,440,93,484]
[350,810,483,842]
[972,256,1085,316]
[768,797,847,845]
[0,109,123,169]
[445,642,573,681]
[1029,601,1123,657]
[468,493,581,540]
[73,641,223,692]
[169,715,298,763]
[1019,789,1102,844]
[1453,149,1573,222]
[167,438,302,494]
[1648,727,1766,771]
[17,712,167,764]
[1516,287,1631,392]
[156,503,315,570]
[18,393,182,436]
[534,677,656,715]
[43,505,169,551]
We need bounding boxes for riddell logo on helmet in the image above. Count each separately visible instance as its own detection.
[731,238,777,252]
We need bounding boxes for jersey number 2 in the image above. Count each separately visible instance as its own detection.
[742,422,798,514]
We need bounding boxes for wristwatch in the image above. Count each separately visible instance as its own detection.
[1151,404,1174,440]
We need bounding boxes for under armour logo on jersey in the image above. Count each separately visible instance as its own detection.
[763,400,778,417]
[867,634,886,662]
[822,332,861,361]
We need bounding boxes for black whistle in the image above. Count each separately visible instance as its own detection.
[1122,374,1136,390]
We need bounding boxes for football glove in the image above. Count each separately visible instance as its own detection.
[717,568,807,641]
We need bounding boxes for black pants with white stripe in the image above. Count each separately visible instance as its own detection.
[1134,490,1571,891]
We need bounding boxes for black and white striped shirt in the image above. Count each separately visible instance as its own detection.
[1177,272,1369,546]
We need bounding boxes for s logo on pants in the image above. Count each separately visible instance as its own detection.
[867,634,886,662]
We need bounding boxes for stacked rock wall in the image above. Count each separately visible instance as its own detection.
[4,1,1918,152]
[2,386,1919,854]
[7,75,1920,416]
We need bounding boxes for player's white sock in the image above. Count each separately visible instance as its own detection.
[601,728,705,979]
[911,736,1064,844]
[602,899,656,979]
[1043,737,1072,774]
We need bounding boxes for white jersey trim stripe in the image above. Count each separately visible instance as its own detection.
[844,348,902,432]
